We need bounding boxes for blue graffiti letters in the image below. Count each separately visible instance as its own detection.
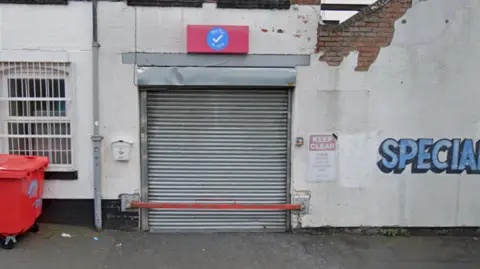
[377,138,480,174]
[414,138,432,171]
[431,139,451,172]
[458,139,477,172]
[398,139,418,171]
[378,138,399,172]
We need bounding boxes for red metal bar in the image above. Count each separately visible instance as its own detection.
[131,201,303,210]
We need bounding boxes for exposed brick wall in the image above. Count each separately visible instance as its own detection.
[316,0,412,71]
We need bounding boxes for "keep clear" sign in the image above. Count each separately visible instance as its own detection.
[308,134,337,182]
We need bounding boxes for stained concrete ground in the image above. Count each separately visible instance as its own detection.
[1,224,480,269]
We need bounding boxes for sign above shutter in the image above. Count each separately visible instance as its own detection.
[187,25,249,54]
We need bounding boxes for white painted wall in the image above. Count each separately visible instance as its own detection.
[97,2,320,200]
[98,2,319,54]
[3,0,480,227]
[293,0,480,227]
[0,2,94,199]
[0,1,318,200]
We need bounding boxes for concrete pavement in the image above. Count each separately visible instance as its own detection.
[1,224,480,269]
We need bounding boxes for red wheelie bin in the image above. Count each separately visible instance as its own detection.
[0,155,49,249]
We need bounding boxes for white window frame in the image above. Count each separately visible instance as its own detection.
[0,62,76,171]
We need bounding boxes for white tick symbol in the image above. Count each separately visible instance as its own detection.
[213,34,223,43]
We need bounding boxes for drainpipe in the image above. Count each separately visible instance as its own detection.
[91,0,103,232]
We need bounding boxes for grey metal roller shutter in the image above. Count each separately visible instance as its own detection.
[146,88,289,232]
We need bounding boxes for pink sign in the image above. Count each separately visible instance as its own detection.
[309,135,336,151]
[187,25,249,54]
[308,134,337,182]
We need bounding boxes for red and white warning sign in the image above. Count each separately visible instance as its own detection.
[308,134,337,182]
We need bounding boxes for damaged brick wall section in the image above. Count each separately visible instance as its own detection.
[316,0,412,71]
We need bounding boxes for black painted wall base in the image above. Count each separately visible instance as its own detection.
[39,199,139,231]
[39,200,480,236]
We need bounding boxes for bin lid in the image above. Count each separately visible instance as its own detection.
[0,155,49,179]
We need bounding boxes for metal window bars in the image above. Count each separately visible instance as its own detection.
[0,62,74,171]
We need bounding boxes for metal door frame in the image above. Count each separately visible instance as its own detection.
[139,87,293,232]
[286,89,293,231]
[139,90,149,231]
[126,53,310,232]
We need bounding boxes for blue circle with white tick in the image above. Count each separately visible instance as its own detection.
[207,27,229,51]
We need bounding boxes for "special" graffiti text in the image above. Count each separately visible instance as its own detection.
[377,138,480,174]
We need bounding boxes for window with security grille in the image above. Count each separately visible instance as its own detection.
[0,62,74,171]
